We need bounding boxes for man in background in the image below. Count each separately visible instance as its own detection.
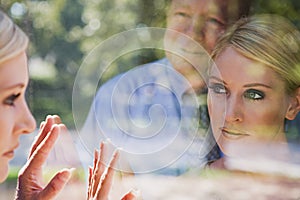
[79,0,252,175]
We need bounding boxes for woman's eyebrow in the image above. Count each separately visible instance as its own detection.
[208,76,225,84]
[243,83,272,89]
[208,77,273,89]
[0,83,25,91]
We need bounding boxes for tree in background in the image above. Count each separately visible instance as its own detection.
[1,0,300,128]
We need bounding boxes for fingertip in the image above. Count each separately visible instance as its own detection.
[57,124,68,134]
[45,115,53,122]
[102,138,111,148]
[105,138,112,144]
[51,124,60,132]
[59,168,74,182]
[39,121,46,129]
[100,141,104,149]
[52,115,62,124]
[113,148,120,159]
[108,148,120,170]
[39,168,73,199]
[117,146,123,151]
[94,149,99,157]
[69,167,76,174]
[131,188,141,196]
[122,188,142,200]
[46,115,62,126]
[88,166,93,174]
[93,149,99,167]
[58,123,67,129]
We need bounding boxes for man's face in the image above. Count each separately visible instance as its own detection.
[164,0,228,91]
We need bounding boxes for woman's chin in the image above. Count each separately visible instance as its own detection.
[0,161,9,183]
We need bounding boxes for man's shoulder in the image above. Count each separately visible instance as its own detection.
[98,58,170,90]
[125,57,171,75]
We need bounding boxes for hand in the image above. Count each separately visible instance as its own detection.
[15,115,72,200]
[87,142,141,200]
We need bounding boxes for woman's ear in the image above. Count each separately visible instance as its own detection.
[286,87,300,120]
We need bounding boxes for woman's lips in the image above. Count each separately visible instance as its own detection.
[3,144,19,159]
[3,151,14,159]
[220,128,250,140]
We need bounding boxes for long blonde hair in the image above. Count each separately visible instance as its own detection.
[211,14,300,95]
[0,10,28,64]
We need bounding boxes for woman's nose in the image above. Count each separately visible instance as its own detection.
[15,101,37,135]
[225,96,243,123]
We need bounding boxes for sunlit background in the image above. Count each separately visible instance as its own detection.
[1,0,300,199]
[1,0,300,128]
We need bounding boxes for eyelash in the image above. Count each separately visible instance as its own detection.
[4,93,21,106]
[244,89,265,101]
[208,83,265,101]
[208,83,226,94]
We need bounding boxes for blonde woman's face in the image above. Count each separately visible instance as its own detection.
[0,52,36,182]
[207,47,292,157]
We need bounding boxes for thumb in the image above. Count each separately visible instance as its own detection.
[38,168,73,199]
[121,189,142,200]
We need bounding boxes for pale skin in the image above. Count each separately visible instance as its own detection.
[15,115,72,200]
[207,47,300,162]
[0,52,137,199]
[0,51,71,198]
[0,52,36,183]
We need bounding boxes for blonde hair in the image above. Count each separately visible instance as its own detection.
[211,14,300,95]
[0,10,28,64]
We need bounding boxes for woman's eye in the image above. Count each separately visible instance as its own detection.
[208,83,226,94]
[4,93,20,106]
[244,89,264,100]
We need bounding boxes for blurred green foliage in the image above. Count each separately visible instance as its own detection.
[1,0,300,129]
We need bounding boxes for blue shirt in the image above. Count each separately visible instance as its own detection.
[78,58,213,175]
